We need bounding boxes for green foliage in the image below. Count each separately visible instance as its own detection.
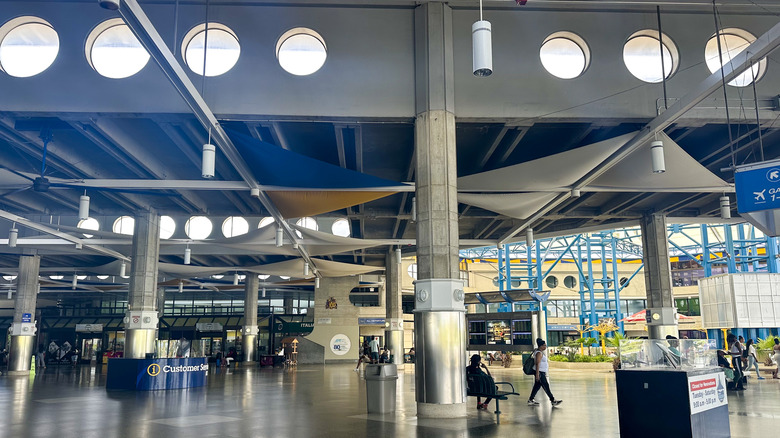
[605,332,627,348]
[549,354,614,363]
[757,337,779,352]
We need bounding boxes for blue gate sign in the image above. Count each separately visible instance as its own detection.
[21,313,31,323]
[735,159,780,213]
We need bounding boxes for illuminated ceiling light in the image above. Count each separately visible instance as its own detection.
[720,196,731,219]
[78,194,90,220]
[183,246,191,265]
[526,228,534,248]
[472,0,492,77]
[8,226,18,248]
[651,139,666,173]
[276,226,284,247]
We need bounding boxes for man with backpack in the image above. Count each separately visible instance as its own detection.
[524,338,562,407]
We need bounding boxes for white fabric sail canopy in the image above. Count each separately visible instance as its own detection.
[457,131,731,219]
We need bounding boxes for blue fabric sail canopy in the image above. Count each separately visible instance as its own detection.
[229,130,402,189]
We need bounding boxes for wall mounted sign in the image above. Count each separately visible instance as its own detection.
[330,334,351,356]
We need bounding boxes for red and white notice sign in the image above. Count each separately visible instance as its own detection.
[688,372,728,415]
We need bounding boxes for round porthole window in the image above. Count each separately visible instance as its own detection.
[0,17,59,77]
[623,30,679,83]
[545,276,559,289]
[705,28,766,87]
[539,31,590,79]
[182,22,240,77]
[86,18,149,78]
[276,27,327,76]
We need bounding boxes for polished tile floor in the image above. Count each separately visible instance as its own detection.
[0,363,778,437]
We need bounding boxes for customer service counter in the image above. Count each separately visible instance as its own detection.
[106,358,208,391]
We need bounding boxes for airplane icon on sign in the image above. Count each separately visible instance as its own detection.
[755,189,766,201]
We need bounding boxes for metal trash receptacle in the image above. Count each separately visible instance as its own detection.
[365,363,398,413]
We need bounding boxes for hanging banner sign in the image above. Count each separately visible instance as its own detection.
[735,160,780,213]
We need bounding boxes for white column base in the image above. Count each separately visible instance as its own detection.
[417,401,467,419]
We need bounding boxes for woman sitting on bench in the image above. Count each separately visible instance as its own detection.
[466,354,492,410]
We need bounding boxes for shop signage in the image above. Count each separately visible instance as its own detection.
[735,159,780,213]
[688,372,727,415]
[21,313,31,323]
[196,323,223,332]
[317,318,332,325]
[75,324,103,332]
[547,324,577,331]
[330,334,351,356]
[358,317,385,326]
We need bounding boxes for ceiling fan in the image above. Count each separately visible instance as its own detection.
[0,130,181,214]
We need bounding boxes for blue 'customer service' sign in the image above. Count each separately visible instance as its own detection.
[735,159,780,213]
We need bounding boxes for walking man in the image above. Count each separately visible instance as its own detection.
[368,336,380,364]
[528,338,562,407]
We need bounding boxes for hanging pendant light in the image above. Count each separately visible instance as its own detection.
[78,193,90,220]
[651,139,666,173]
[7,289,12,299]
[233,273,240,285]
[472,0,492,77]
[119,261,127,277]
[179,280,184,293]
[276,226,284,247]
[72,275,78,289]
[720,195,731,219]
[261,287,266,298]
[411,196,417,222]
[315,277,321,289]
[526,228,534,248]
[395,247,402,265]
[184,246,192,265]
[8,226,18,248]
[202,128,216,179]
[303,262,310,276]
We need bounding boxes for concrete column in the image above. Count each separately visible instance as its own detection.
[640,213,678,339]
[8,255,39,375]
[243,274,259,363]
[124,210,160,358]
[385,250,404,366]
[413,2,466,419]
